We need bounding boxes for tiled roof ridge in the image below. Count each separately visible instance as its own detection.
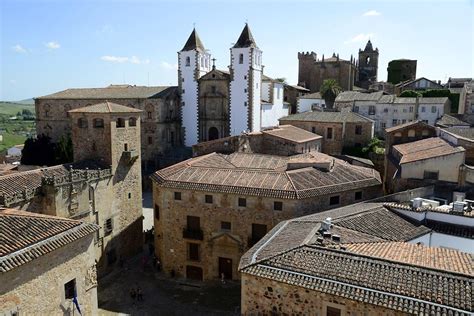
[383,201,474,218]
[0,165,62,181]
[294,203,385,223]
[1,221,99,272]
[0,208,79,223]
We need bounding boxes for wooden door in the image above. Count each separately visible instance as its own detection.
[218,257,232,279]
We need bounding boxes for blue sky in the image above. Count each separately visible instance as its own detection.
[1,0,473,101]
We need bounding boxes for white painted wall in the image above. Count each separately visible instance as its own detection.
[298,98,325,113]
[400,150,465,183]
[7,146,22,156]
[418,101,448,126]
[410,232,473,253]
[261,81,271,102]
[179,50,211,146]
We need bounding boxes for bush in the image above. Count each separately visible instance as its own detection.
[21,134,73,166]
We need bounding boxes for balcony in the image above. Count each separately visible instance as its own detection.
[123,150,139,164]
[183,228,204,240]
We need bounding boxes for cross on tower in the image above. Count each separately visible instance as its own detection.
[211,58,216,69]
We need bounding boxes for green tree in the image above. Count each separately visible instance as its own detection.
[320,79,342,109]
[21,134,56,166]
[399,90,421,97]
[55,134,73,164]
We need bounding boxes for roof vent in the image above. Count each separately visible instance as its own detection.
[286,158,334,171]
[316,236,324,243]
[321,217,332,231]
[452,201,465,214]
[453,191,465,202]
[332,234,341,242]
[412,197,423,208]
[323,231,331,238]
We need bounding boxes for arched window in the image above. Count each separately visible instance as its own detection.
[186,56,190,67]
[44,104,51,118]
[422,129,430,137]
[366,56,371,65]
[116,118,125,128]
[93,118,104,128]
[408,129,415,138]
[239,54,244,64]
[129,117,137,127]
[78,118,88,128]
[208,127,219,141]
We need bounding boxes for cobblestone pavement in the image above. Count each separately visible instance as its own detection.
[98,250,241,316]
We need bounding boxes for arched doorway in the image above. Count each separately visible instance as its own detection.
[208,127,219,141]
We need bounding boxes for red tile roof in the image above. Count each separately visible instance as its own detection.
[393,137,465,164]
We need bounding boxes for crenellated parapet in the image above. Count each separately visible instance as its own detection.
[297,51,317,61]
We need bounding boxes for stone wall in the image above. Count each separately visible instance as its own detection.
[298,58,357,93]
[241,273,405,315]
[153,184,381,281]
[0,235,98,316]
[35,95,181,167]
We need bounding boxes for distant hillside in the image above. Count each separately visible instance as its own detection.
[16,98,35,105]
[0,102,35,116]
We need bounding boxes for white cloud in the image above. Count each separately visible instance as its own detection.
[160,61,178,70]
[101,55,150,64]
[344,33,374,44]
[12,44,27,53]
[363,10,381,16]
[45,41,60,49]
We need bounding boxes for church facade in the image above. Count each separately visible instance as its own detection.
[179,25,289,146]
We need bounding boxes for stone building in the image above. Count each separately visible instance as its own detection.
[298,52,357,92]
[35,84,181,171]
[150,151,382,281]
[387,59,417,84]
[0,209,99,315]
[0,102,143,274]
[192,125,322,157]
[296,92,325,112]
[394,77,443,94]
[239,202,473,315]
[445,78,474,114]
[283,84,310,114]
[279,111,374,155]
[439,127,474,164]
[356,40,379,89]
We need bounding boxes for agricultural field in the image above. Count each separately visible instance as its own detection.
[0,101,36,153]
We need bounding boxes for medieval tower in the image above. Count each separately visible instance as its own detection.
[229,24,263,135]
[69,102,143,259]
[357,40,379,89]
[178,29,212,146]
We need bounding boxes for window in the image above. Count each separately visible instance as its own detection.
[409,106,414,113]
[392,119,398,126]
[244,75,247,80]
[239,53,244,64]
[329,195,340,206]
[186,56,190,66]
[124,143,128,151]
[311,127,316,134]
[408,129,416,138]
[380,122,386,129]
[244,88,247,93]
[78,118,88,128]
[129,117,137,126]
[424,171,439,180]
[354,106,359,113]
[244,101,247,107]
[431,106,437,113]
[355,191,362,200]
[421,106,426,112]
[403,108,407,113]
[221,221,231,231]
[355,125,362,135]
[188,243,200,261]
[251,223,267,245]
[93,118,104,128]
[154,204,160,220]
[326,306,342,316]
[211,86,217,93]
[393,109,398,113]
[148,111,152,119]
[128,192,131,199]
[64,279,76,300]
[326,127,333,140]
[148,136,153,145]
[273,201,283,211]
[238,197,247,207]
[422,129,430,137]
[104,218,113,236]
[422,120,429,124]
[368,105,375,115]
[187,216,200,230]
[116,118,125,128]
[92,142,97,151]
[182,89,185,93]
[205,194,213,204]
[174,192,182,200]
[402,119,406,124]
[383,108,388,113]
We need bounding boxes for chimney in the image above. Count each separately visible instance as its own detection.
[412,197,423,208]
[452,201,465,214]
[321,217,332,231]
[332,234,341,242]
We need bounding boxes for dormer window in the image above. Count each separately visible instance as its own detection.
[78,118,88,128]
[129,117,137,127]
[239,54,244,64]
[185,56,190,67]
[116,118,125,128]
[93,118,104,128]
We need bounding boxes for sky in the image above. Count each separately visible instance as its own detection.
[1,0,473,101]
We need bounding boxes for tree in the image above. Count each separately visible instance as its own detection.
[55,134,73,164]
[21,134,56,166]
[275,77,287,83]
[320,79,342,109]
[399,90,421,97]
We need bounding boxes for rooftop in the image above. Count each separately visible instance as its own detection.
[280,110,373,123]
[233,23,257,48]
[298,92,322,99]
[384,120,430,133]
[37,85,177,100]
[0,208,98,272]
[181,28,206,52]
[393,137,465,164]
[262,125,322,143]
[335,91,384,102]
[240,202,473,315]
[151,152,381,199]
[442,127,474,140]
[436,114,471,128]
[68,101,142,114]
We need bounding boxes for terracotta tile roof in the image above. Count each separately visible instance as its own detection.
[443,127,474,140]
[68,101,142,114]
[279,111,373,123]
[393,137,465,164]
[0,162,112,207]
[262,125,322,143]
[0,209,98,272]
[436,114,471,128]
[242,245,472,315]
[151,152,381,199]
[384,120,426,133]
[335,91,384,102]
[36,85,176,99]
[344,241,473,275]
